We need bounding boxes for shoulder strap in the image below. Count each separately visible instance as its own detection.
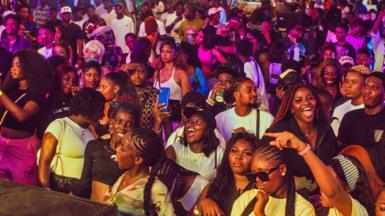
[256,109,260,140]
[241,197,257,216]
[0,93,27,125]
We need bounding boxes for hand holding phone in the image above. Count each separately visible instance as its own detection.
[158,87,170,112]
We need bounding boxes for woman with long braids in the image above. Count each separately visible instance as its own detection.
[153,37,191,135]
[265,131,373,216]
[0,50,53,186]
[72,103,140,202]
[261,83,336,196]
[231,144,315,215]
[104,128,175,215]
[195,132,258,216]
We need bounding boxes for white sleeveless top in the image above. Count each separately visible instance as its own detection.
[154,67,183,101]
[171,141,224,181]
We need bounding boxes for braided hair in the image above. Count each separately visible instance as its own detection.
[253,144,296,216]
[127,128,166,216]
[329,155,375,215]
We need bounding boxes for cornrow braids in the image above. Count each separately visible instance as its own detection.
[128,128,166,216]
[254,145,296,216]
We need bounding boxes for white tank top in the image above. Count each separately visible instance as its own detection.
[154,67,183,101]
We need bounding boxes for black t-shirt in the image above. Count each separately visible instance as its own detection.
[1,89,45,134]
[339,108,385,148]
[71,138,123,198]
[338,108,385,181]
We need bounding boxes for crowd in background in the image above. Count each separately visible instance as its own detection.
[0,0,385,215]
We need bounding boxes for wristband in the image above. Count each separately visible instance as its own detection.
[298,144,311,156]
[0,90,3,97]
[206,98,215,106]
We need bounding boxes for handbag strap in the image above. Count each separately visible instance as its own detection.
[241,197,257,216]
[0,93,27,125]
[51,118,66,175]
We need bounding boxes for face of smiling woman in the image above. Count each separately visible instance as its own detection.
[290,87,317,124]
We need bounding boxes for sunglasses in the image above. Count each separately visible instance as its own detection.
[246,165,281,182]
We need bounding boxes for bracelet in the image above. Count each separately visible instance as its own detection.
[206,98,215,106]
[298,144,311,156]
[0,90,3,97]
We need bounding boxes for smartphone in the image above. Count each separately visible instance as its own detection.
[158,87,170,112]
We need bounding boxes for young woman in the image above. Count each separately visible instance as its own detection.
[231,144,315,215]
[38,88,105,193]
[261,84,337,196]
[0,50,53,186]
[48,64,79,121]
[153,38,191,111]
[104,128,175,215]
[153,38,191,135]
[195,26,227,80]
[180,41,209,97]
[81,60,102,90]
[72,103,139,201]
[166,108,224,181]
[196,132,258,216]
[319,59,342,103]
[96,72,137,137]
[52,40,73,65]
[265,131,373,216]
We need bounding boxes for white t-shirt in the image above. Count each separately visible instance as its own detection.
[331,100,364,136]
[215,108,274,142]
[244,60,269,112]
[44,117,95,179]
[230,189,316,216]
[111,16,135,53]
[138,19,167,37]
[327,196,368,216]
[166,126,226,149]
[38,46,53,59]
[170,141,224,181]
[101,9,117,26]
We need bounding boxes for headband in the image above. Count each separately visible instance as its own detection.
[333,155,359,191]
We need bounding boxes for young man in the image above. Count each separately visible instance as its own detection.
[333,22,356,61]
[37,23,55,58]
[338,72,385,181]
[0,14,32,53]
[100,0,116,26]
[60,6,84,61]
[206,65,240,115]
[178,5,204,44]
[331,68,367,135]
[215,78,274,142]
[111,2,135,54]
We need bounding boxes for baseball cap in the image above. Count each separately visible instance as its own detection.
[339,55,355,66]
[181,92,206,110]
[208,7,220,16]
[183,108,216,129]
[61,6,72,14]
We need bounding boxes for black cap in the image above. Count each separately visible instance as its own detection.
[277,69,303,90]
[181,92,206,109]
[215,64,241,79]
[183,108,216,129]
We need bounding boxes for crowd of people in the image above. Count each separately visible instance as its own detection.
[1,0,385,215]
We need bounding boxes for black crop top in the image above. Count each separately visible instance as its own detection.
[1,89,45,134]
